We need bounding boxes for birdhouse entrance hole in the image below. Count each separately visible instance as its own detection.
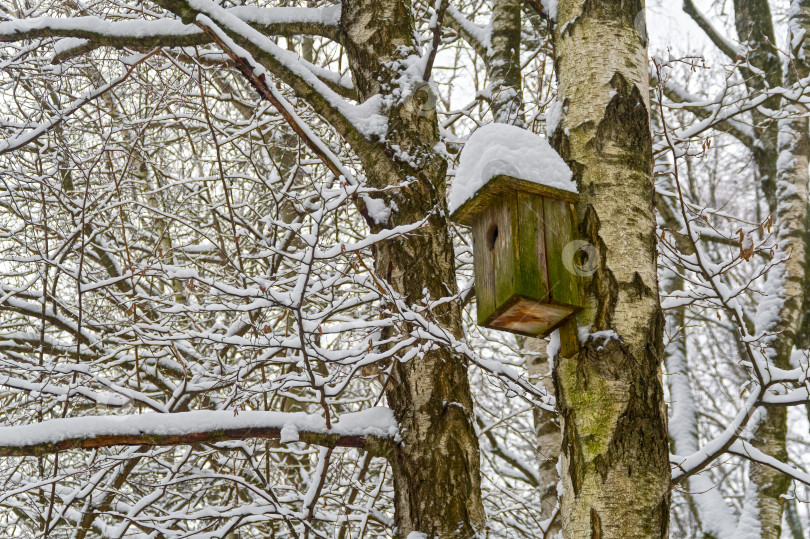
[486,224,499,251]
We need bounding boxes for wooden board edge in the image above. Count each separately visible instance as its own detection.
[450,175,578,226]
[479,294,581,338]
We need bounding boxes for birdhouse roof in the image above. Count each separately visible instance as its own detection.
[448,123,577,225]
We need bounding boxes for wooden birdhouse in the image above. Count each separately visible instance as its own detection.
[449,124,582,337]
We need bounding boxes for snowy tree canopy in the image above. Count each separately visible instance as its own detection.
[0,0,808,537]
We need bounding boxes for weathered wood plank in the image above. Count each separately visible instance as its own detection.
[472,206,497,325]
[484,295,576,337]
[494,194,517,313]
[516,192,549,301]
[473,195,516,325]
[543,198,581,307]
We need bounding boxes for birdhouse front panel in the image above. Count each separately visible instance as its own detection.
[473,193,514,324]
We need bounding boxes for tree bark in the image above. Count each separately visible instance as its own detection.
[526,338,561,533]
[733,0,781,214]
[340,1,486,535]
[743,3,810,537]
[487,0,524,125]
[550,2,670,537]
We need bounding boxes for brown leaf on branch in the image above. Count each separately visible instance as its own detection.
[737,229,754,261]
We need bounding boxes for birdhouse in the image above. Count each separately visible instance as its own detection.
[449,124,582,337]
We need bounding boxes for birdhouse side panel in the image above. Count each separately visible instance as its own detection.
[543,197,582,307]
[515,192,550,302]
[472,195,516,325]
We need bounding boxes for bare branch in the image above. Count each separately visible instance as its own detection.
[661,77,756,149]
[682,0,742,60]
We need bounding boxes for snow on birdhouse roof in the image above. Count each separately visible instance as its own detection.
[448,123,577,223]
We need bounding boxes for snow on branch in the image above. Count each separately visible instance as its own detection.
[670,392,761,484]
[183,0,384,133]
[0,16,201,43]
[446,6,490,58]
[146,0,396,177]
[0,408,398,457]
[388,293,557,411]
[729,439,810,486]
[193,20,360,181]
[0,60,144,154]
[682,0,743,60]
[661,76,756,149]
[0,5,341,45]
[227,4,341,40]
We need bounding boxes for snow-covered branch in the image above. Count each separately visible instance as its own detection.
[0,6,341,46]
[681,0,743,60]
[0,409,397,457]
[446,6,490,58]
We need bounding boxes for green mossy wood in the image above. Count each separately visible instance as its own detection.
[451,174,582,337]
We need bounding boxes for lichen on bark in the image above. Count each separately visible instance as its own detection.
[550,1,670,537]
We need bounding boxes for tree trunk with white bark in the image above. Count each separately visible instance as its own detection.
[550,2,670,536]
[743,3,810,537]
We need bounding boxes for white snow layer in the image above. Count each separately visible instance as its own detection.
[0,407,398,447]
[448,123,575,215]
[541,0,558,20]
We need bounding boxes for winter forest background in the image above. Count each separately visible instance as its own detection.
[0,0,809,537]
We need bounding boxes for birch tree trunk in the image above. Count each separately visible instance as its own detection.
[487,0,524,125]
[743,2,810,536]
[526,338,561,532]
[340,1,486,535]
[550,2,670,536]
[733,0,781,214]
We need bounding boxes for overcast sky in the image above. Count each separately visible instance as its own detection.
[649,0,788,60]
